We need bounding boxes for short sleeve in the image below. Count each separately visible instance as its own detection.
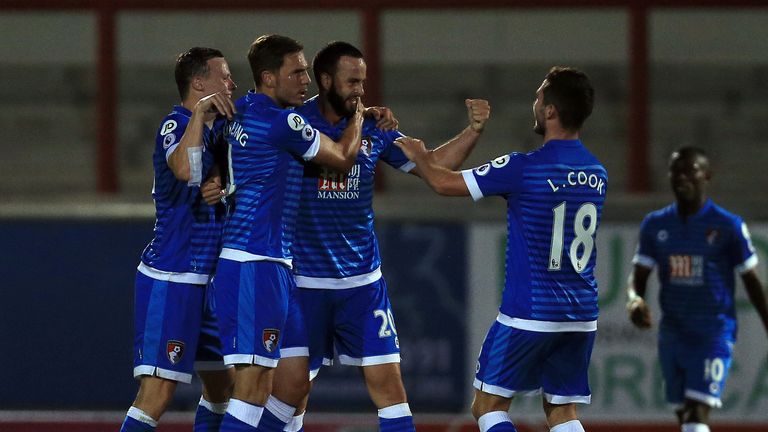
[461,153,524,201]
[379,129,413,172]
[632,216,657,269]
[270,111,320,160]
[732,218,759,274]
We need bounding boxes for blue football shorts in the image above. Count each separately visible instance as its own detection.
[133,271,226,384]
[474,319,595,404]
[213,259,295,368]
[281,277,401,379]
[658,329,733,408]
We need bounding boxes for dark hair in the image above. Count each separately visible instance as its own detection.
[248,34,304,87]
[175,47,224,100]
[312,41,364,86]
[542,66,594,130]
[670,146,710,169]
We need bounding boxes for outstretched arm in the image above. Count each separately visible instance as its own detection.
[168,92,234,181]
[742,269,768,337]
[627,264,653,329]
[394,136,469,196]
[411,99,491,176]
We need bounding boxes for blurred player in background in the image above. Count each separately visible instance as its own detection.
[120,47,236,432]
[626,147,768,432]
[395,67,604,432]
[271,41,490,432]
[212,34,365,432]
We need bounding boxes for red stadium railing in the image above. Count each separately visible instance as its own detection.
[3,0,767,195]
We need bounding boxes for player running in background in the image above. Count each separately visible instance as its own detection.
[395,67,604,432]
[626,147,768,432]
[120,47,236,432]
[213,34,366,432]
[270,41,490,432]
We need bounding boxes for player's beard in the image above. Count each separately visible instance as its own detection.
[533,109,545,136]
[328,82,356,118]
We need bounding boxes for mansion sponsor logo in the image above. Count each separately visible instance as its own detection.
[317,164,361,200]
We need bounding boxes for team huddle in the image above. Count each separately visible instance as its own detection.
[120,34,768,432]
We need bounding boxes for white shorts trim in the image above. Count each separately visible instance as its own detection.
[545,393,592,405]
[137,262,210,285]
[223,354,279,368]
[295,267,382,289]
[473,378,592,405]
[309,358,333,381]
[194,361,232,372]
[685,389,722,408]
[496,312,597,332]
[133,365,192,384]
[338,353,400,366]
[473,378,539,398]
[632,254,656,269]
[219,248,292,268]
[280,347,309,358]
[461,169,484,201]
[736,254,758,275]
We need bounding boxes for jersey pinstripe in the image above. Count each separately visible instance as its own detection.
[292,96,411,283]
[221,91,319,265]
[139,105,225,280]
[633,199,758,340]
[463,139,607,328]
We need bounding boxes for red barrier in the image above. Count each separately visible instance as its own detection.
[1,415,767,432]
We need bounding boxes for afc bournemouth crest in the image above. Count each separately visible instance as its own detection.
[262,328,280,353]
[166,340,185,365]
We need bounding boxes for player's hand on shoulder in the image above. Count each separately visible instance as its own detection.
[364,106,399,131]
[195,92,235,120]
[394,136,427,161]
[200,175,225,206]
[627,298,652,329]
[466,99,490,133]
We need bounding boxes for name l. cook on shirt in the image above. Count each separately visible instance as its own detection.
[547,170,606,195]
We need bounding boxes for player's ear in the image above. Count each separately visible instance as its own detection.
[545,104,557,120]
[320,72,332,92]
[191,76,204,92]
[261,70,275,88]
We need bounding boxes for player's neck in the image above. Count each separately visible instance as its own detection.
[677,196,707,218]
[543,128,579,142]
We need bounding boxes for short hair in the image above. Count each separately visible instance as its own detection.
[542,66,594,130]
[312,41,364,85]
[248,34,304,87]
[670,146,710,171]
[175,47,224,100]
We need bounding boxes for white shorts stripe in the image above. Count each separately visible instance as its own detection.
[223,354,279,368]
[496,312,597,332]
[338,353,400,366]
[133,365,192,384]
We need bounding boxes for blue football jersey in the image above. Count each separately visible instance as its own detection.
[633,199,758,340]
[139,105,226,283]
[220,91,320,267]
[462,140,608,331]
[291,96,413,288]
